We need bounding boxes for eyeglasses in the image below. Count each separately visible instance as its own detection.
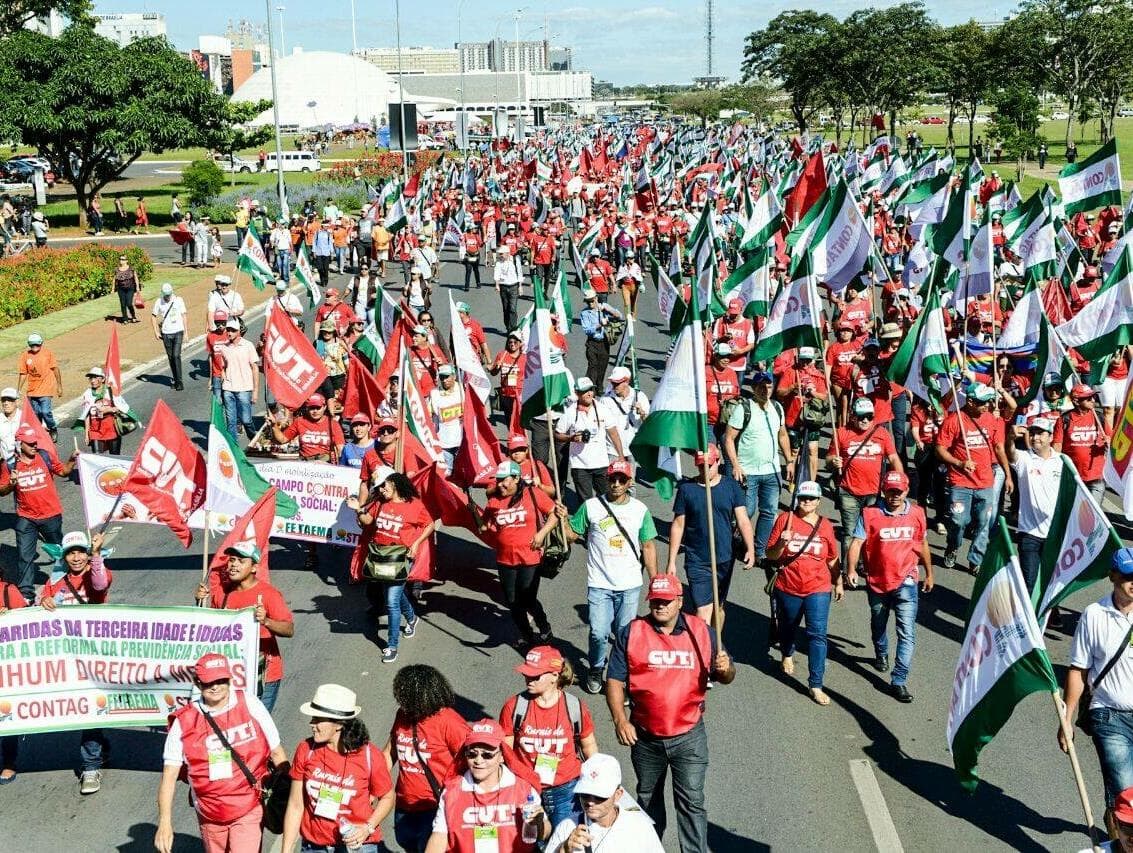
[856,413,873,421]
[309,404,326,410]
[798,495,820,502]
[464,748,499,760]
[198,679,229,689]
[379,427,397,436]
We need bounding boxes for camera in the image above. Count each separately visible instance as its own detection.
[579,429,592,443]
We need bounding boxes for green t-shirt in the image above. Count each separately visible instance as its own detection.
[726,398,782,477]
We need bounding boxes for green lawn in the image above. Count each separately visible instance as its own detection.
[1,134,378,165]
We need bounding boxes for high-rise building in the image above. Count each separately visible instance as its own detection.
[92,12,167,46]
[548,46,572,72]
[354,46,459,75]
[457,39,555,74]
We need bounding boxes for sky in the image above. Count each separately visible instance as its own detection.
[94,1,1016,86]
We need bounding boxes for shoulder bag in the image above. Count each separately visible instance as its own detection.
[763,515,823,596]
[525,485,569,579]
[362,500,410,582]
[1077,619,1133,736]
[596,494,644,569]
[200,705,291,833]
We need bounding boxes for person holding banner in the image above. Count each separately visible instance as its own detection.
[156,653,288,853]
[1004,418,1063,594]
[196,541,294,712]
[0,575,27,784]
[271,394,345,463]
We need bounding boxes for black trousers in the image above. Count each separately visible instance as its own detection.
[499,284,520,334]
[117,287,136,320]
[162,332,184,388]
[585,337,611,388]
[314,254,331,287]
[463,260,481,289]
[572,466,608,506]
[531,422,569,488]
[499,564,549,641]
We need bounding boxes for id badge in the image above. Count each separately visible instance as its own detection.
[473,825,500,853]
[207,749,232,781]
[534,752,561,785]
[314,784,344,819]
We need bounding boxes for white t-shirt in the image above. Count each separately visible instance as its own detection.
[207,289,245,319]
[1010,450,1062,537]
[152,296,187,334]
[430,384,464,449]
[0,409,18,463]
[546,802,664,853]
[268,292,303,326]
[599,390,649,458]
[575,495,652,590]
[1069,596,1133,711]
[162,691,281,766]
[557,402,609,469]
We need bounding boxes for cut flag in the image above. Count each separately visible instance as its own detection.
[206,485,280,601]
[887,262,952,410]
[262,305,329,410]
[723,248,772,318]
[1055,244,1133,382]
[294,243,321,306]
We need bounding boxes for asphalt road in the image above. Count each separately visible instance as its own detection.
[0,245,1115,853]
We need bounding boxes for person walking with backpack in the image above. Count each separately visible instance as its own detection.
[722,370,795,566]
[501,646,599,830]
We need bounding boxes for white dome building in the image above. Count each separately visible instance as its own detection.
[231,50,455,128]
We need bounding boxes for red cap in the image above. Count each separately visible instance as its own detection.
[1071,385,1098,400]
[882,470,909,492]
[727,297,743,313]
[377,416,397,430]
[607,458,632,477]
[15,425,38,444]
[463,718,506,750]
[1114,787,1133,825]
[325,287,340,298]
[507,434,529,450]
[515,645,565,677]
[193,653,232,683]
[693,445,720,466]
[307,393,326,406]
[836,319,854,331]
[350,413,371,425]
[212,310,228,322]
[648,574,683,601]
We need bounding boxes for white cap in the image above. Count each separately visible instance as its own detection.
[160,282,173,296]
[575,376,595,393]
[798,346,817,360]
[85,366,105,378]
[608,366,632,384]
[0,387,17,400]
[26,333,43,345]
[372,465,396,486]
[714,342,733,357]
[214,274,232,285]
[1030,416,1055,434]
[275,280,288,292]
[581,287,597,300]
[796,480,822,499]
[573,753,623,799]
[61,531,91,554]
[852,397,875,416]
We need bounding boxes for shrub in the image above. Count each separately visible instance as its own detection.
[193,181,369,224]
[0,244,152,329]
[181,158,226,205]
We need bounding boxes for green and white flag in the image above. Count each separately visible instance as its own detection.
[752,253,822,361]
[535,158,552,181]
[352,322,385,370]
[962,158,984,194]
[878,153,910,195]
[998,276,1076,406]
[1056,244,1133,379]
[958,207,994,303]
[947,518,1058,792]
[293,242,321,306]
[796,180,873,292]
[897,170,951,227]
[1034,455,1122,619]
[858,148,888,192]
[649,252,688,336]
[552,269,573,332]
[1001,191,1057,280]
[723,248,773,318]
[629,295,708,499]
[687,203,718,314]
[931,187,971,272]
[739,178,783,252]
[1059,138,1122,216]
[887,264,952,409]
[236,222,274,290]
[206,398,298,525]
[613,313,638,383]
[384,194,408,233]
[520,281,573,424]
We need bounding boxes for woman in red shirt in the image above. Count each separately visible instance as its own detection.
[282,684,395,853]
[499,646,598,831]
[765,481,841,706]
[382,665,471,853]
[483,461,561,648]
[351,469,435,664]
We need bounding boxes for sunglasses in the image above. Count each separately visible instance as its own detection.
[464,748,499,760]
[379,427,397,435]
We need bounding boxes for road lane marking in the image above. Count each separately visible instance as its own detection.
[850,759,905,853]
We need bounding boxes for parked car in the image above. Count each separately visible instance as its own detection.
[920,116,945,125]
[416,134,443,150]
[4,160,55,187]
[1118,108,1133,117]
[211,153,255,173]
[1051,111,1070,120]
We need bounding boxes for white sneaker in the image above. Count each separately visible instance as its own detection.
[79,770,102,795]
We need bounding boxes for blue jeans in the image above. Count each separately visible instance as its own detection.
[80,728,107,772]
[384,582,416,650]
[13,513,63,600]
[889,392,909,464]
[210,376,222,403]
[276,250,291,282]
[394,808,435,853]
[946,485,994,567]
[222,389,255,439]
[837,491,875,565]
[29,395,56,432]
[335,246,346,270]
[773,589,832,688]
[867,583,919,686]
[1089,707,1133,807]
[631,719,708,853]
[587,586,641,674]
[743,473,780,559]
[1017,532,1043,595]
[542,778,578,832]
[259,679,280,713]
[301,844,382,853]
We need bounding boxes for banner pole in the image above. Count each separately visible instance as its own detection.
[542,403,567,542]
[197,511,211,608]
[1053,691,1102,852]
[97,493,125,536]
[702,455,722,639]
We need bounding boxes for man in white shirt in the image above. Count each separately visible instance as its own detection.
[545,753,663,853]
[1005,416,1063,593]
[205,275,244,327]
[267,280,303,327]
[429,365,464,472]
[555,377,625,504]
[150,283,188,391]
[0,387,19,464]
[599,366,649,462]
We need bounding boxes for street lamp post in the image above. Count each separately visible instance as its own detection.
[276,5,285,57]
[458,0,467,159]
[393,0,409,184]
[349,0,359,122]
[264,0,287,218]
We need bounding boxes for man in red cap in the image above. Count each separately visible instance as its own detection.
[271,394,345,462]
[606,574,734,853]
[710,298,755,374]
[490,331,526,427]
[0,425,77,600]
[1053,384,1110,505]
[846,470,933,704]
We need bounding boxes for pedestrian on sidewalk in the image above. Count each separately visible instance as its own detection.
[0,387,18,464]
[30,211,48,247]
[133,196,148,234]
[113,255,140,323]
[151,283,188,391]
[17,332,62,439]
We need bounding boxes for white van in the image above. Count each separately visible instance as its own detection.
[264,150,322,172]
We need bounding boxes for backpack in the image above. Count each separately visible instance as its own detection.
[511,692,584,761]
[726,396,783,437]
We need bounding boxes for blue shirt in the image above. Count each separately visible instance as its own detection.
[673,476,746,564]
[339,440,373,469]
[580,305,621,341]
[607,614,719,683]
[312,229,333,256]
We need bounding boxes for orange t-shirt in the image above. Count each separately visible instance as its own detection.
[19,348,58,396]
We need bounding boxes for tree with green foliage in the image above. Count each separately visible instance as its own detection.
[1,1,90,38]
[0,26,231,225]
[668,89,724,128]
[742,10,840,133]
[930,21,995,151]
[206,100,274,185]
[720,83,777,122]
[180,159,226,205]
[987,86,1044,179]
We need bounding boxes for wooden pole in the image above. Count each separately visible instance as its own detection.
[97,493,125,536]
[1052,692,1102,852]
[196,511,211,608]
[542,403,569,544]
[701,453,722,639]
[395,348,408,473]
[74,436,93,543]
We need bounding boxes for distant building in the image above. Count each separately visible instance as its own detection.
[457,39,569,74]
[548,46,572,72]
[191,34,268,95]
[390,70,593,116]
[355,46,460,75]
[93,12,167,46]
[25,10,66,37]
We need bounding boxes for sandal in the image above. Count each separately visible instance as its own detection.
[780,656,795,675]
[809,688,831,706]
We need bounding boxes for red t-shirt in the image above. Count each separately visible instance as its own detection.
[359,444,398,485]
[368,498,431,548]
[937,409,1003,489]
[290,740,393,846]
[42,566,112,605]
[1053,409,1108,482]
[462,319,487,356]
[835,425,896,497]
[840,297,872,334]
[849,363,895,425]
[206,329,227,378]
[826,340,861,388]
[778,365,828,428]
[0,452,66,519]
[768,512,838,596]
[280,416,345,459]
[493,350,525,399]
[499,693,595,787]
[389,707,469,812]
[705,365,740,425]
[486,486,554,567]
[210,581,291,683]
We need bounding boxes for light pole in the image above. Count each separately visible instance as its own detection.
[264,0,287,218]
[276,5,285,57]
[393,0,409,184]
[349,0,359,122]
[457,0,467,159]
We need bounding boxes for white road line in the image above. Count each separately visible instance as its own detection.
[850,759,905,853]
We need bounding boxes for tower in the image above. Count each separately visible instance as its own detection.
[705,0,714,77]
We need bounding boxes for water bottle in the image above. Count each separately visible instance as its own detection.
[338,818,364,852]
[520,790,539,843]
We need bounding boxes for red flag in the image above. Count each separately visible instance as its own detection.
[207,486,279,601]
[788,137,805,159]
[452,383,504,488]
[785,150,827,225]
[342,355,384,421]
[373,320,408,404]
[1046,277,1074,325]
[579,147,593,178]
[508,389,524,442]
[17,396,60,463]
[412,463,481,533]
[103,326,122,395]
[122,400,206,546]
[262,306,328,410]
[403,172,420,198]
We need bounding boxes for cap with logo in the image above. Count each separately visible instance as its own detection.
[438,364,455,377]
[607,458,633,478]
[796,480,822,499]
[463,718,506,749]
[751,370,774,384]
[223,539,261,562]
[1029,417,1055,434]
[412,324,429,336]
[713,342,733,357]
[506,434,529,450]
[1071,385,1098,400]
[1114,547,1133,577]
[194,653,233,683]
[575,376,595,393]
[573,753,623,799]
[797,346,817,360]
[727,297,743,312]
[495,460,521,479]
[515,645,565,677]
[350,413,372,426]
[648,574,682,601]
[852,398,875,416]
[969,384,997,403]
[213,310,229,322]
[15,425,38,444]
[1042,372,1066,389]
[61,531,91,554]
[882,470,909,492]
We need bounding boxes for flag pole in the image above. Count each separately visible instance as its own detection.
[197,511,211,607]
[701,452,722,639]
[395,348,408,473]
[1052,691,1102,852]
[541,403,568,543]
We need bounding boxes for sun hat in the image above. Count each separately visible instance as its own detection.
[300,683,361,720]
